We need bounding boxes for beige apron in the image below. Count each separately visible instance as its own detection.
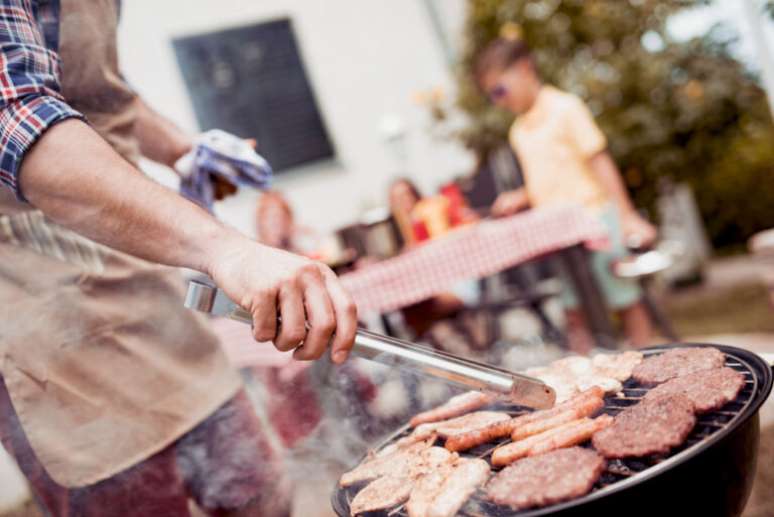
[0,0,241,487]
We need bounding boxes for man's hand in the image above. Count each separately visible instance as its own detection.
[492,188,529,217]
[621,214,658,249]
[207,236,357,364]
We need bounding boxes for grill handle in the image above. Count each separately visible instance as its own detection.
[184,280,555,409]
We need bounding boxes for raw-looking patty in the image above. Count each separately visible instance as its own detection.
[592,394,696,458]
[644,367,745,413]
[486,447,605,510]
[632,347,725,385]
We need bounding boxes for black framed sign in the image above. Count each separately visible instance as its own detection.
[173,18,335,172]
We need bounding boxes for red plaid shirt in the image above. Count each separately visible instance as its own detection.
[0,0,84,199]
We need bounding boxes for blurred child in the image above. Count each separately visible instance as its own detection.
[476,37,656,352]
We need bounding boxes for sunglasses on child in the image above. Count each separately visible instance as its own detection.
[488,84,508,101]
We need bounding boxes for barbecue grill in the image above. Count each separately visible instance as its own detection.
[332,343,773,517]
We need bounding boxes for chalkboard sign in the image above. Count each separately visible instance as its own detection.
[173,18,335,172]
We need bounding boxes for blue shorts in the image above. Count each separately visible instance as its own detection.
[561,206,642,311]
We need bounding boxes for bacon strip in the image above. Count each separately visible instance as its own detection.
[409,391,495,427]
[445,387,603,452]
[491,415,613,467]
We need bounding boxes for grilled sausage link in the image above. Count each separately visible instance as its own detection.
[491,415,613,467]
[445,386,604,452]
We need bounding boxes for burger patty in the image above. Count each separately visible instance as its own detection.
[486,447,605,510]
[644,367,745,413]
[592,394,696,458]
[632,347,725,385]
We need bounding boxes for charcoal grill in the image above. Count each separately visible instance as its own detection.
[332,344,773,517]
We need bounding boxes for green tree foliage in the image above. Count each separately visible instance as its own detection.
[453,0,774,249]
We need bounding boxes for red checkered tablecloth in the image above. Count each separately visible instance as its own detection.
[339,205,607,314]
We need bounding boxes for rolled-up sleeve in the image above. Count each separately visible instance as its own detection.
[0,1,84,199]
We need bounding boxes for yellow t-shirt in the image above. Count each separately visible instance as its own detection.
[510,86,609,213]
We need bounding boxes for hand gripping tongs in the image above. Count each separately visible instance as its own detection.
[184,280,555,409]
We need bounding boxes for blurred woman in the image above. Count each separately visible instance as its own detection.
[256,191,298,252]
[386,179,489,353]
[389,178,424,248]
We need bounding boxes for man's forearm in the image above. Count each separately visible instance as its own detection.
[19,119,239,274]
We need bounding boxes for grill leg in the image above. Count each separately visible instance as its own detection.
[557,244,618,349]
[640,279,679,341]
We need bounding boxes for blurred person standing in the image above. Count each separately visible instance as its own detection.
[389,178,425,248]
[475,37,656,352]
[0,1,356,516]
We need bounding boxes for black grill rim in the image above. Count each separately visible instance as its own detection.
[331,343,773,517]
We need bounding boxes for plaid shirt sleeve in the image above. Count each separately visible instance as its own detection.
[0,0,85,199]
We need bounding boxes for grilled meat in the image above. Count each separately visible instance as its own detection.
[644,366,745,413]
[511,395,604,441]
[528,415,612,456]
[491,415,612,466]
[487,447,605,510]
[406,457,490,517]
[632,347,725,385]
[350,475,413,515]
[346,446,457,514]
[411,411,510,442]
[445,387,603,452]
[409,391,495,427]
[592,393,696,458]
[339,438,436,487]
[591,351,645,381]
[524,352,643,403]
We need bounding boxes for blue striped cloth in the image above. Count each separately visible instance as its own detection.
[177,129,273,211]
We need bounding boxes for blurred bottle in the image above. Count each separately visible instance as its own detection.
[440,182,478,226]
[412,195,450,239]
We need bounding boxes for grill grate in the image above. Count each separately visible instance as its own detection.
[333,350,758,517]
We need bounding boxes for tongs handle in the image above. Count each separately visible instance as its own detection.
[184,280,555,409]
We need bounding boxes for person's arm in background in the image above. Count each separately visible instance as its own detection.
[131,98,239,199]
[588,151,656,246]
[132,98,193,168]
[563,95,657,246]
[491,187,530,217]
[1,3,356,363]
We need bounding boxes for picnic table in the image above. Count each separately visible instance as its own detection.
[339,205,618,347]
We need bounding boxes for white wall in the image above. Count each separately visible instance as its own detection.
[118,0,473,237]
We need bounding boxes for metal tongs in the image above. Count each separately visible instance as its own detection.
[185,280,556,409]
